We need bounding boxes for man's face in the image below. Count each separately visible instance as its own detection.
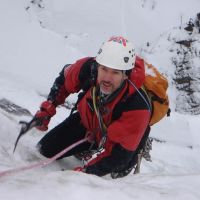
[97,65,127,95]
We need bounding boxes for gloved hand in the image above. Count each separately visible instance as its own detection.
[34,101,56,131]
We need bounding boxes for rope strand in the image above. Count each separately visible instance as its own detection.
[128,80,152,113]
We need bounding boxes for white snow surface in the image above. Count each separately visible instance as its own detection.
[0,0,200,199]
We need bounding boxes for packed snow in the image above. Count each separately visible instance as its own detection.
[0,0,200,199]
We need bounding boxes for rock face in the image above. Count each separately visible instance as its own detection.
[141,13,200,115]
[0,98,32,116]
[172,13,200,115]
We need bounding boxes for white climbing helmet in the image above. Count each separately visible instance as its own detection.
[96,36,136,70]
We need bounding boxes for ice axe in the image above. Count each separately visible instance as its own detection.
[13,118,41,153]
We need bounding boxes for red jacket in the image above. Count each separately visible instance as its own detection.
[51,56,151,167]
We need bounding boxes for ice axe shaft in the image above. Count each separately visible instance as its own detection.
[13,118,41,153]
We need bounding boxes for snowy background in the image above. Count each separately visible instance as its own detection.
[0,0,200,199]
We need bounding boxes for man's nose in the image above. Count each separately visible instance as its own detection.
[102,71,112,82]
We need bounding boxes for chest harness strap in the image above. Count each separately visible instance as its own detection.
[92,86,107,150]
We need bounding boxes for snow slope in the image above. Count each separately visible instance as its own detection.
[0,1,200,199]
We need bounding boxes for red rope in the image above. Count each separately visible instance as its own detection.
[0,138,88,178]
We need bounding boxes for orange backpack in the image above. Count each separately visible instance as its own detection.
[143,62,170,126]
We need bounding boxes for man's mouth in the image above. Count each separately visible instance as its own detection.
[100,81,113,94]
[102,82,112,88]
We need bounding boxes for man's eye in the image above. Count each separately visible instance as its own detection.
[113,71,121,75]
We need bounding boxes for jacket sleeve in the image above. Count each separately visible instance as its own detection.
[85,109,150,176]
[85,144,135,176]
[108,110,150,151]
[129,56,145,93]
[64,57,96,93]
[47,65,70,105]
[47,57,93,106]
